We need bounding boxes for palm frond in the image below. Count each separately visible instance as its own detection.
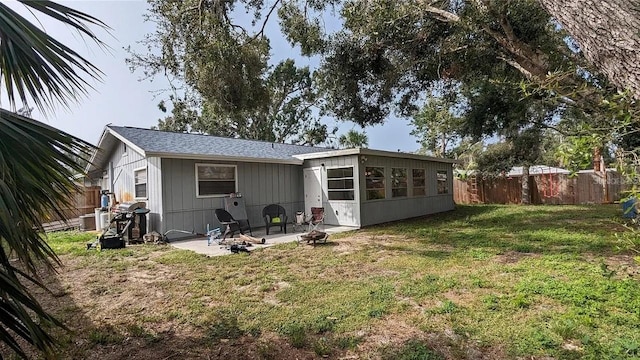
[0,1,105,356]
[0,109,93,356]
[0,1,108,112]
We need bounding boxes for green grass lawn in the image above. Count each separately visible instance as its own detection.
[17,204,640,359]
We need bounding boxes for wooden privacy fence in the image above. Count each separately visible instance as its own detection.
[43,185,101,222]
[454,171,627,205]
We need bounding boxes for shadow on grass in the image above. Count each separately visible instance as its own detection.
[382,245,453,259]
[298,240,339,248]
[0,264,98,359]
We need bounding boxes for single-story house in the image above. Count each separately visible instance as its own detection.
[85,126,457,235]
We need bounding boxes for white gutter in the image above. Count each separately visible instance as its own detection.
[293,148,461,164]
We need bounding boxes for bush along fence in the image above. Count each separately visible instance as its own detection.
[454,170,627,205]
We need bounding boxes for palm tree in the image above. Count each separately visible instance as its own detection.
[338,129,369,149]
[0,1,106,357]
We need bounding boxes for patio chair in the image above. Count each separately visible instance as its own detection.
[307,207,325,232]
[262,204,287,235]
[215,208,249,241]
[292,211,306,232]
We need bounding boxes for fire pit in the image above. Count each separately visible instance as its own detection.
[297,230,329,245]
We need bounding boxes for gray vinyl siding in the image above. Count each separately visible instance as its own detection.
[160,158,304,234]
[358,155,454,227]
[107,141,147,204]
[304,155,361,227]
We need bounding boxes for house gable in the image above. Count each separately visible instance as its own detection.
[86,128,146,178]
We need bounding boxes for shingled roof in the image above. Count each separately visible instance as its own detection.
[111,126,327,159]
[86,126,329,174]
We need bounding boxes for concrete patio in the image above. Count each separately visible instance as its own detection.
[169,225,359,257]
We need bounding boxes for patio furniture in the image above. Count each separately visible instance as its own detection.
[297,229,329,245]
[215,208,249,241]
[262,204,288,235]
[292,211,306,232]
[308,207,325,232]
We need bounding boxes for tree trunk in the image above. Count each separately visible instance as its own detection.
[594,146,608,203]
[538,0,640,99]
[521,165,530,204]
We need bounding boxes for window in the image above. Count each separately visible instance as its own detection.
[391,168,407,197]
[134,168,147,199]
[437,170,449,194]
[196,164,237,197]
[327,167,355,200]
[365,167,385,200]
[413,169,426,196]
[122,143,127,156]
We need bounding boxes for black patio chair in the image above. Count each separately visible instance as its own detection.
[262,204,287,235]
[215,208,251,240]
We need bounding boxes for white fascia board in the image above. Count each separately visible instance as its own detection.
[148,152,304,165]
[84,127,110,174]
[85,127,149,175]
[294,147,461,164]
[293,148,360,160]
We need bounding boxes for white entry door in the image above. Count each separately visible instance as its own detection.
[304,167,323,212]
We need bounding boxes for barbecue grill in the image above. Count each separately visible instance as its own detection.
[98,201,150,249]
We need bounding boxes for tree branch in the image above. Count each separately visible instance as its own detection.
[497,55,534,79]
[223,11,249,34]
[419,1,548,79]
[254,0,282,40]
[422,4,460,22]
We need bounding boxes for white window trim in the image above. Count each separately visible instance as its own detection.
[326,165,356,202]
[365,166,386,201]
[195,163,238,198]
[122,143,128,157]
[133,166,147,200]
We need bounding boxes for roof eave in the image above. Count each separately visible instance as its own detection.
[84,126,110,174]
[293,148,461,164]
[148,152,304,165]
[85,126,149,175]
[293,148,360,160]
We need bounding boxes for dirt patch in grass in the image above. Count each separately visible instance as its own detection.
[331,233,390,253]
[582,253,640,279]
[83,332,319,360]
[494,251,540,264]
[353,314,503,360]
[354,315,426,352]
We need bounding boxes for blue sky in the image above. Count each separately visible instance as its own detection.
[6,0,419,152]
